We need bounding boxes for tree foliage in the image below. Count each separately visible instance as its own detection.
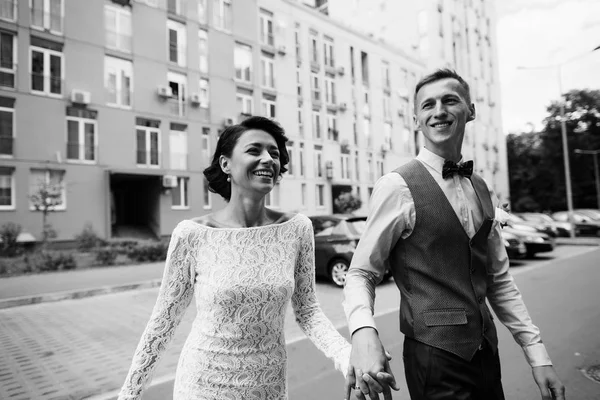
[507,89,600,212]
[334,192,362,214]
[29,173,64,243]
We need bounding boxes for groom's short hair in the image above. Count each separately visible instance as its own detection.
[414,68,472,106]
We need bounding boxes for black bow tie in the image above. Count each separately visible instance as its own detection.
[442,160,473,179]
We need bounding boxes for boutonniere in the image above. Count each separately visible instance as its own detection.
[494,207,510,227]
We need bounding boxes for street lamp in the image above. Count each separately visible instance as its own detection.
[574,149,600,210]
[517,44,600,237]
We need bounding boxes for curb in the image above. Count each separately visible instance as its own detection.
[0,279,161,310]
[556,238,600,246]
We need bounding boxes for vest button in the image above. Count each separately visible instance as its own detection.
[478,296,483,303]
[470,267,475,274]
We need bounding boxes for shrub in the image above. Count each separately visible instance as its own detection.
[127,242,168,263]
[95,248,118,266]
[75,223,103,251]
[0,222,22,257]
[24,251,77,272]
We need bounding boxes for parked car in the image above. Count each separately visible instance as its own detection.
[516,212,572,237]
[308,215,391,287]
[500,230,527,259]
[551,211,600,237]
[505,213,558,237]
[503,226,555,258]
[576,209,600,221]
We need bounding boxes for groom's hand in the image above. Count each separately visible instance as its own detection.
[532,365,565,400]
[345,327,399,400]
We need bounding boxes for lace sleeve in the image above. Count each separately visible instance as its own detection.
[118,221,197,399]
[291,216,351,376]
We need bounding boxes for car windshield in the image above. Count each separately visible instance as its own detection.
[310,217,340,235]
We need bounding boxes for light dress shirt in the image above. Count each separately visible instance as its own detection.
[343,147,552,367]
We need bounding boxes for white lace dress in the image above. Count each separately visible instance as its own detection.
[118,214,351,400]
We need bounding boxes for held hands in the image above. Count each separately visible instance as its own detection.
[344,327,399,400]
[532,365,566,400]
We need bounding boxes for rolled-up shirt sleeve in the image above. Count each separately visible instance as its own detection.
[485,188,552,367]
[343,173,413,336]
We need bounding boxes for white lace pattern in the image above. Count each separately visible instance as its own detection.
[118,214,350,400]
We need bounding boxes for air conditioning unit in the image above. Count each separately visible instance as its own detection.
[277,45,287,55]
[223,117,235,127]
[71,89,90,105]
[338,102,347,111]
[190,93,201,105]
[157,85,173,98]
[337,66,345,76]
[162,175,178,188]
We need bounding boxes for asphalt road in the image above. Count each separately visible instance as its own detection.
[124,245,600,400]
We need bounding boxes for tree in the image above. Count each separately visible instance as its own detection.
[29,173,64,244]
[507,89,600,212]
[334,192,362,214]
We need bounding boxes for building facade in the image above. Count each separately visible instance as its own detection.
[305,0,510,202]
[0,0,423,242]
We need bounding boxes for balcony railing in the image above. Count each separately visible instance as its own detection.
[106,88,132,108]
[67,142,96,162]
[0,136,13,155]
[136,150,160,166]
[106,30,132,53]
[168,98,186,117]
[261,33,274,47]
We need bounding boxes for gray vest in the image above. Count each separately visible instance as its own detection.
[391,160,498,361]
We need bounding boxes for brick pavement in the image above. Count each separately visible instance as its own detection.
[0,281,387,400]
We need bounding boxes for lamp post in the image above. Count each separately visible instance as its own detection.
[574,149,600,210]
[517,44,600,237]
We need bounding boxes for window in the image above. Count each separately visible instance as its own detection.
[0,105,13,156]
[171,177,189,209]
[0,32,16,88]
[296,69,302,96]
[30,46,63,96]
[261,55,275,89]
[315,148,323,177]
[299,144,305,177]
[198,29,208,73]
[31,0,63,34]
[286,145,294,176]
[341,154,350,180]
[310,32,319,64]
[203,177,211,209]
[201,127,210,161]
[198,0,207,24]
[383,94,391,121]
[311,73,320,102]
[213,0,232,31]
[324,76,336,104]
[261,96,276,119]
[234,43,252,83]
[326,114,337,141]
[377,159,384,178]
[323,38,334,68]
[67,115,97,163]
[367,153,373,181]
[236,91,253,116]
[298,107,304,135]
[316,184,325,207]
[0,168,14,209]
[29,168,65,210]
[260,9,274,47]
[167,0,183,15]
[105,56,132,108]
[360,51,369,85]
[384,122,393,151]
[301,183,306,207]
[295,25,301,60]
[312,111,321,140]
[265,185,280,208]
[0,0,16,21]
[382,61,390,88]
[168,19,186,67]
[169,125,188,170]
[168,71,187,117]
[353,117,358,145]
[363,118,371,147]
[105,5,132,53]
[199,78,209,108]
[354,150,359,180]
[136,0,158,7]
[350,46,355,81]
[136,125,160,167]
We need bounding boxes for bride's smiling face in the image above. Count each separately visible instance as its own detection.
[220,129,282,197]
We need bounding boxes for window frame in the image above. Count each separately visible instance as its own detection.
[213,0,232,32]
[167,19,187,67]
[261,55,275,89]
[312,110,321,140]
[316,183,325,208]
[169,129,188,171]
[105,56,133,109]
[234,43,253,83]
[29,45,63,97]
[259,9,274,47]
[261,97,276,119]
[199,78,209,108]
[0,32,16,89]
[171,176,189,209]
[0,106,14,158]
[314,148,323,178]
[198,29,208,73]
[66,116,98,164]
[104,4,132,53]
[136,125,161,168]
[323,39,334,68]
[310,73,320,102]
[0,168,15,210]
[30,0,64,35]
[236,92,254,115]
[167,71,187,117]
[324,76,336,105]
[203,177,212,209]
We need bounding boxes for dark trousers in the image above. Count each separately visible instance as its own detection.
[403,337,505,400]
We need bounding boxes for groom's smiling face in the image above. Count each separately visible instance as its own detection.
[414,78,476,150]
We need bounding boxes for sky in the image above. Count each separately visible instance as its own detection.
[496,0,600,133]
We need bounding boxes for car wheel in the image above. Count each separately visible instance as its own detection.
[329,259,350,288]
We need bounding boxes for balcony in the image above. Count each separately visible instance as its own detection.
[0,136,13,156]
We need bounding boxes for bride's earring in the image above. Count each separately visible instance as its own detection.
[226,174,231,182]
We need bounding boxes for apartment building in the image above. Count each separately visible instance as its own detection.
[0,0,422,242]
[307,0,510,202]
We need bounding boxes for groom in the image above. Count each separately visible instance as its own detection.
[343,69,565,400]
